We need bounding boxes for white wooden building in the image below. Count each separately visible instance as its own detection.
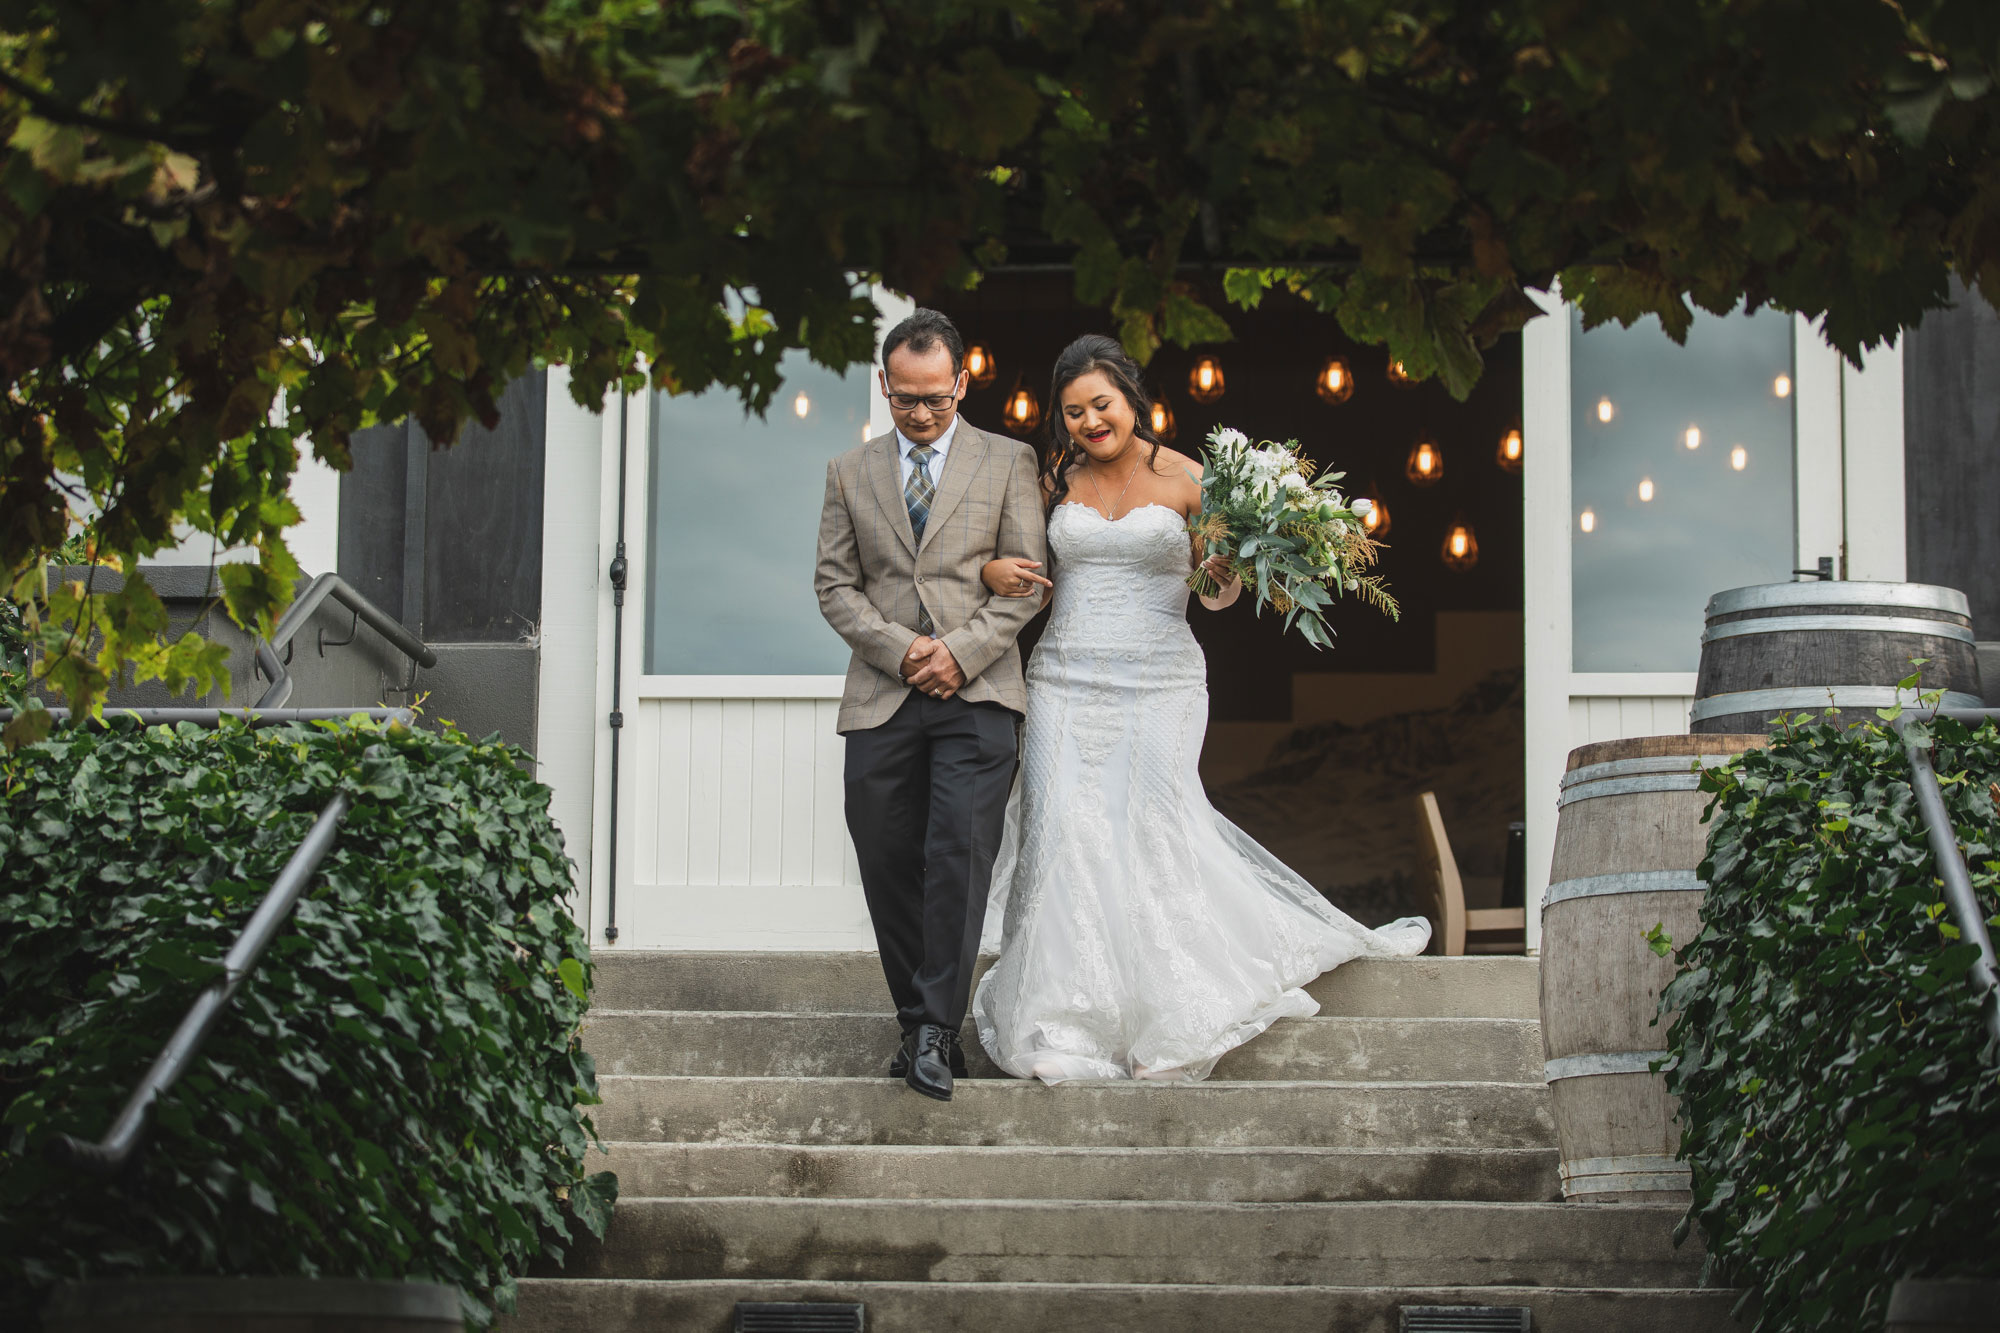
[502,283,1944,956]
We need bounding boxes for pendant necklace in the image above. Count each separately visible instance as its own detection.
[1086,446,1143,520]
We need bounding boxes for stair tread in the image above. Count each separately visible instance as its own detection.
[557,1197,1706,1287]
[503,1278,1745,1333]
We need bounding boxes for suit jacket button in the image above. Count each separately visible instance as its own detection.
[915,576,925,584]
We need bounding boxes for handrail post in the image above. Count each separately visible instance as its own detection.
[1898,716,2000,1051]
[47,792,355,1175]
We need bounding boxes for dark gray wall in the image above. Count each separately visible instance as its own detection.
[1904,277,2000,642]
[338,373,547,646]
[337,371,550,752]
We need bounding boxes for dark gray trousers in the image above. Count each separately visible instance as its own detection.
[843,691,1019,1033]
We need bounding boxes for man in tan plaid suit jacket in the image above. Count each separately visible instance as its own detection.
[814,308,1047,1102]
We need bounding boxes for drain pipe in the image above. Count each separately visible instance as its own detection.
[603,390,630,944]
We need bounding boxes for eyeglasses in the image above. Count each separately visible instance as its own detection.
[886,392,960,412]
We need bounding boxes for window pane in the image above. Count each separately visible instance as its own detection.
[1570,305,1796,673]
[644,353,870,674]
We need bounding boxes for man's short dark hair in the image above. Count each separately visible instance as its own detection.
[882,308,965,376]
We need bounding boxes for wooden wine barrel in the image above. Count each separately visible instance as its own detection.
[1691,581,1985,734]
[1541,734,1768,1204]
[41,1278,463,1333]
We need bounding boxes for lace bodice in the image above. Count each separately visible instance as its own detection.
[1038,502,1202,674]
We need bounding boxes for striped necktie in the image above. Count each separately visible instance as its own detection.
[905,444,936,635]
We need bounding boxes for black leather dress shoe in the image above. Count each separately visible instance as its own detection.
[905,1023,958,1102]
[888,1029,914,1079]
[890,1026,967,1079]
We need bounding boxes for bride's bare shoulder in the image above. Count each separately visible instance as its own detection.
[1150,445,1201,480]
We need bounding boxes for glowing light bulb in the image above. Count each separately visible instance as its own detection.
[793,391,810,419]
[1316,357,1354,403]
[1441,519,1479,571]
[965,344,996,386]
[1361,491,1390,537]
[1387,359,1414,386]
[1597,398,1614,423]
[1731,445,1748,471]
[1406,438,1443,486]
[1188,356,1226,402]
[1684,426,1700,450]
[1002,384,1042,431]
[1496,427,1523,472]
[1638,477,1655,502]
[1773,374,1791,398]
[1579,508,1597,533]
[1149,397,1177,442]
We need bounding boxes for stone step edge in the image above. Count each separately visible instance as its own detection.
[595,1197,1685,1216]
[596,1142,1561,1156]
[510,1278,1734,1303]
[594,1074,1554,1090]
[584,1009,1542,1024]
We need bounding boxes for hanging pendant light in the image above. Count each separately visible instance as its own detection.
[1149,396,1178,442]
[1386,358,1415,387]
[1188,355,1226,403]
[1405,436,1444,486]
[1441,516,1479,571]
[792,390,811,419]
[1001,379,1042,433]
[964,344,997,387]
[1315,357,1354,404]
[1359,484,1391,539]
[1578,508,1597,533]
[1496,427,1523,473]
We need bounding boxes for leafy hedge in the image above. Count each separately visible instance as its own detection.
[1662,712,2000,1332]
[0,717,615,1327]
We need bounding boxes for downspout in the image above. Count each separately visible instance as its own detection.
[603,390,629,944]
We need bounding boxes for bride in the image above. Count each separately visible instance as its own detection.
[968,334,1431,1085]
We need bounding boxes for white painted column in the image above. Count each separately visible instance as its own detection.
[288,446,343,576]
[1519,286,1570,955]
[535,367,610,933]
[1840,336,1907,582]
[1793,315,1847,577]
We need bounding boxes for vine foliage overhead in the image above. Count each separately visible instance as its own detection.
[2,0,1998,725]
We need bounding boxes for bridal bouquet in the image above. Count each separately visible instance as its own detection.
[1186,426,1397,649]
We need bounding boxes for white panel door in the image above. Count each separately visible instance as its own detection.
[1522,296,1856,952]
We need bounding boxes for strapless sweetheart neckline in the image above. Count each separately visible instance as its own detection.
[1053,501,1185,525]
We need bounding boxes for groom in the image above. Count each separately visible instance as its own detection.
[814,308,1047,1102]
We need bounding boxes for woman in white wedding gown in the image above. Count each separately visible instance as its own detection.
[969,334,1431,1085]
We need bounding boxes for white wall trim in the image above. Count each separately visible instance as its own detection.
[637,675,846,699]
[534,367,609,937]
[1520,284,1570,954]
[1793,314,1846,575]
[1569,672,1699,697]
[1840,335,1907,581]
[288,445,342,577]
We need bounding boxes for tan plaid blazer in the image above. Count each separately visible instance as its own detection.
[815,423,1049,733]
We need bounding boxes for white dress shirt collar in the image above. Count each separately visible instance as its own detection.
[895,415,961,467]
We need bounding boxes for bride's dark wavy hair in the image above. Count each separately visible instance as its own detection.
[1040,334,1165,517]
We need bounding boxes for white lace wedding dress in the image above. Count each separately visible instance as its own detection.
[971,502,1432,1083]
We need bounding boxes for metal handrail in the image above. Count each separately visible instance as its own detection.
[254,573,435,708]
[0,707,414,729]
[47,792,354,1174]
[1895,707,2000,1049]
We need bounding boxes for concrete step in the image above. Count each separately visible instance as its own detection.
[503,1279,1745,1333]
[589,951,1539,1020]
[547,1198,1705,1288]
[597,1142,1563,1203]
[585,1011,1546,1083]
[593,1075,1556,1150]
